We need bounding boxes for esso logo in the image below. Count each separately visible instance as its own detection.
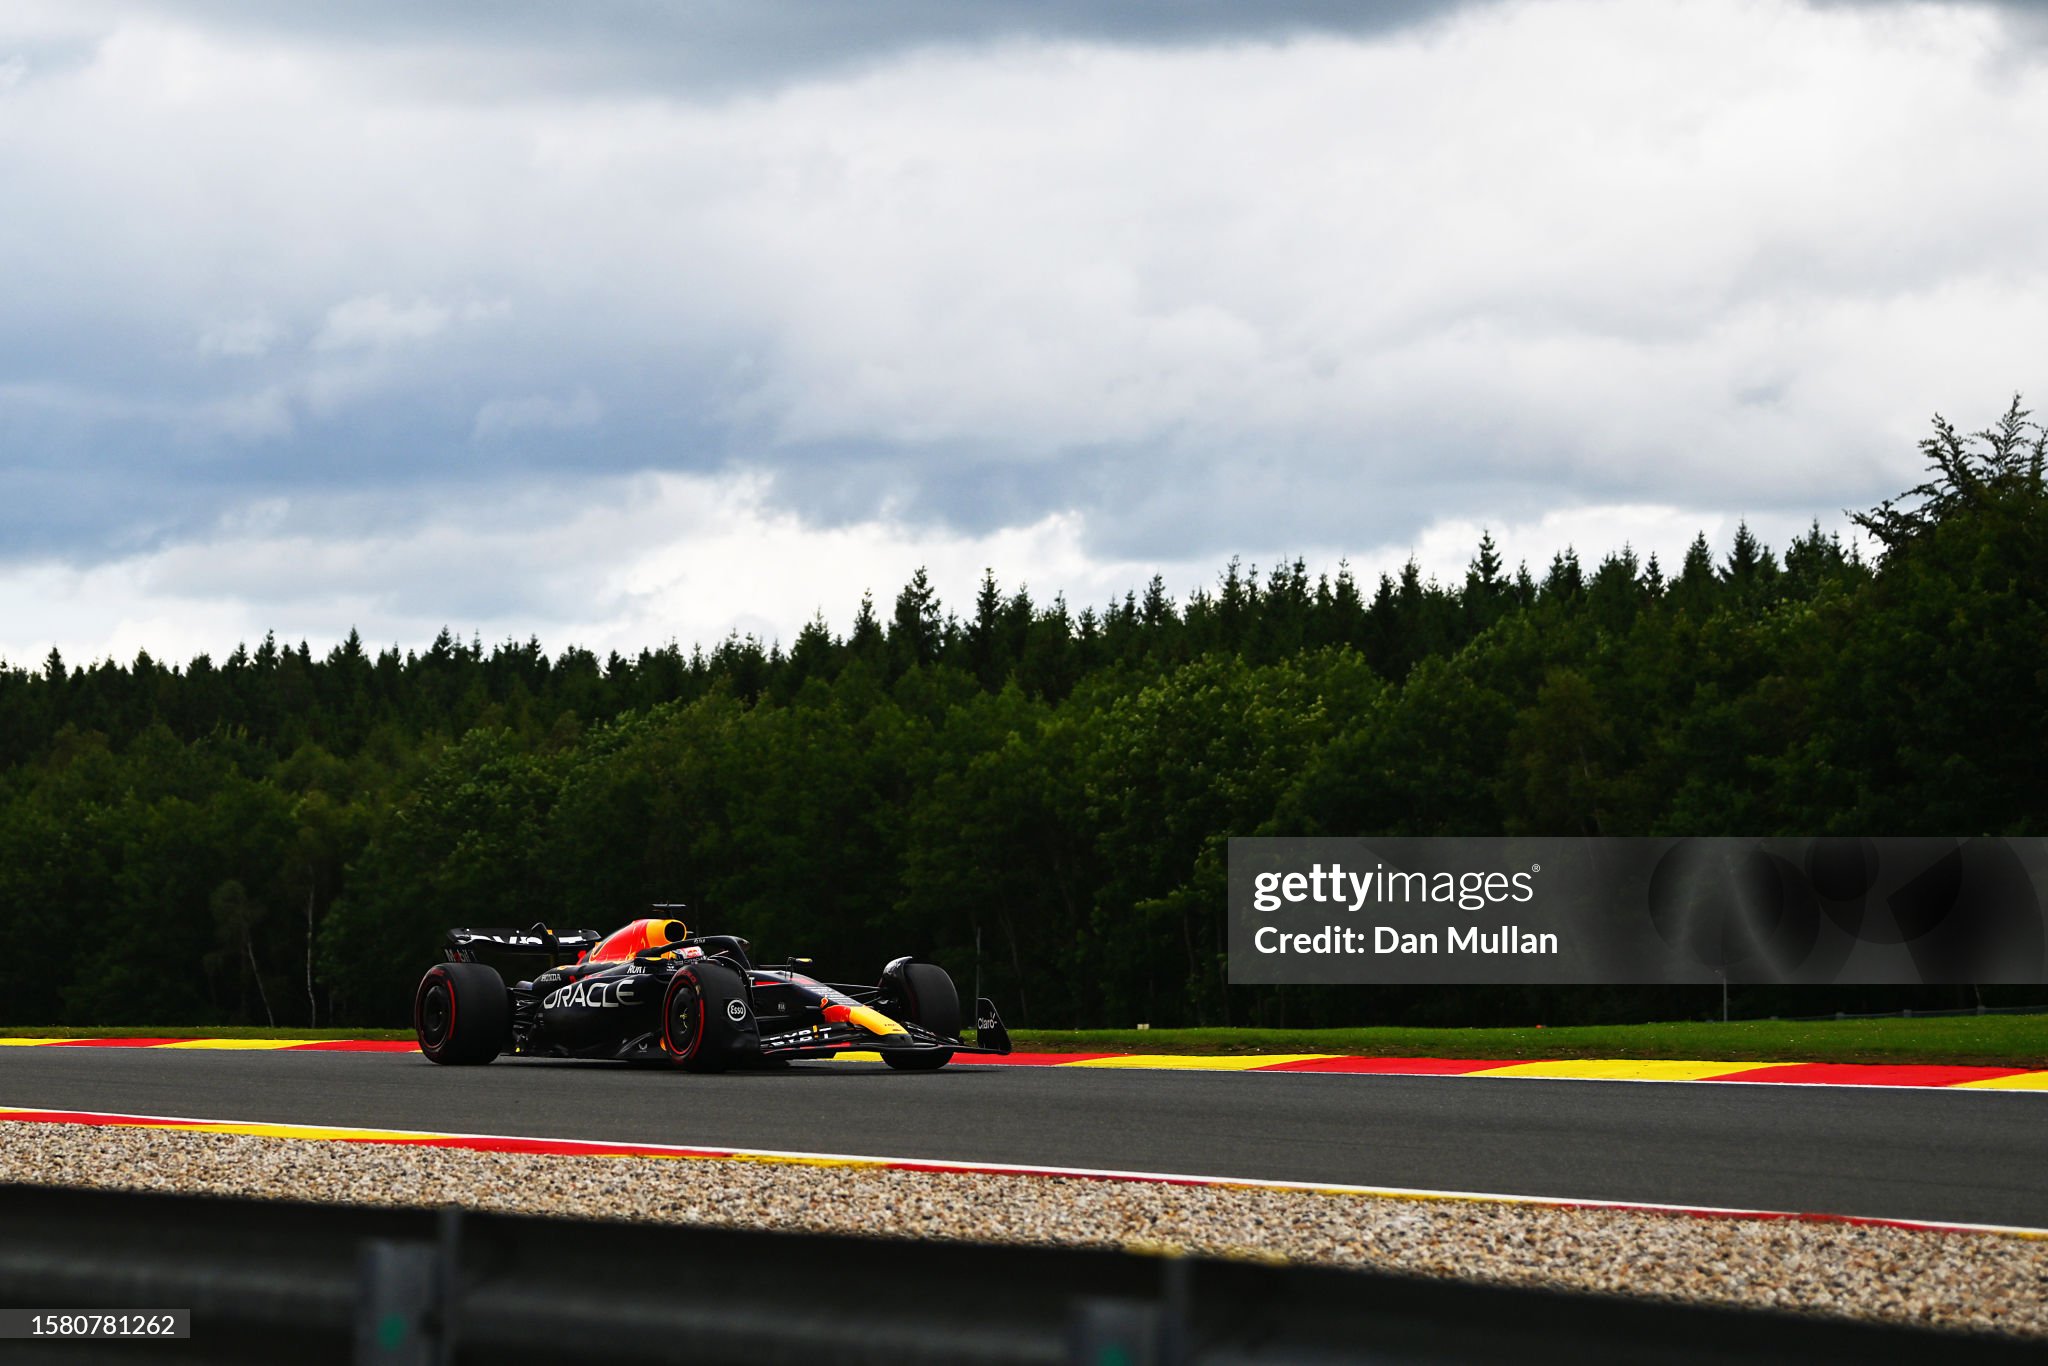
[725,1000,747,1023]
[682,946,705,959]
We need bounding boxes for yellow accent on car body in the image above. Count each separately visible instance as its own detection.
[846,1005,908,1037]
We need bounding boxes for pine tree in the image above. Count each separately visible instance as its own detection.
[1587,546,1643,634]
[1327,562,1367,648]
[887,567,943,678]
[1721,520,1781,605]
[1140,574,1173,628]
[969,569,1005,689]
[848,592,885,668]
[1672,532,1717,618]
[1463,530,1509,632]
[1783,520,1857,597]
[788,613,838,690]
[1542,548,1584,603]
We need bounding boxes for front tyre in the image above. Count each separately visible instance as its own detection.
[415,962,510,1065]
[663,958,757,1073]
[884,961,959,1071]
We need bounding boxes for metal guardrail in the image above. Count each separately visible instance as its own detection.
[0,1184,2039,1365]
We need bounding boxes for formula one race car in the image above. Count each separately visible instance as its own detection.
[413,912,1012,1071]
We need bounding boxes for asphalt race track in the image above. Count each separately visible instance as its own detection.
[2,1047,2043,1229]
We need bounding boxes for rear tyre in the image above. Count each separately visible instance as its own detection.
[415,962,510,1065]
[883,961,959,1071]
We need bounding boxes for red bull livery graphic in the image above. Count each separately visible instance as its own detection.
[416,911,1011,1072]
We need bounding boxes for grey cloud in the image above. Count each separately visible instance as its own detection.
[1810,0,2034,8]
[473,386,605,441]
[1808,0,2048,50]
[120,1,1498,95]
[2,0,2040,598]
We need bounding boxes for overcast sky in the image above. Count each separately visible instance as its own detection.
[3,0,2044,666]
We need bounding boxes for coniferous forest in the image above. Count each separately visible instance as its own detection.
[1,403,2043,1030]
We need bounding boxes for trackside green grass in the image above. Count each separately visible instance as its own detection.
[1010,1016,2048,1068]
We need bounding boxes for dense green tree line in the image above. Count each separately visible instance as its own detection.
[1,402,2043,1028]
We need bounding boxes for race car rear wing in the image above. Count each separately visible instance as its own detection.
[443,925,603,964]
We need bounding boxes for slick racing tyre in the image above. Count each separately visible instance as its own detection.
[663,957,756,1073]
[883,961,959,1071]
[415,962,511,1065]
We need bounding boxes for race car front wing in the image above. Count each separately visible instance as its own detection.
[755,996,1012,1061]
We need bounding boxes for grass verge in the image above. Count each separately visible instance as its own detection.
[1009,1015,2048,1068]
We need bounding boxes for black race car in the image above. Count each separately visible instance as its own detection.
[413,912,1011,1071]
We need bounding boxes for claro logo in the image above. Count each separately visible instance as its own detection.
[543,979,636,1010]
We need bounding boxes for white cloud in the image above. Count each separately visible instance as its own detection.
[0,474,1117,665]
[311,295,453,352]
[0,471,1850,671]
[1394,503,1843,590]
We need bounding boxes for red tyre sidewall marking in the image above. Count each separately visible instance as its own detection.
[664,969,705,1064]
